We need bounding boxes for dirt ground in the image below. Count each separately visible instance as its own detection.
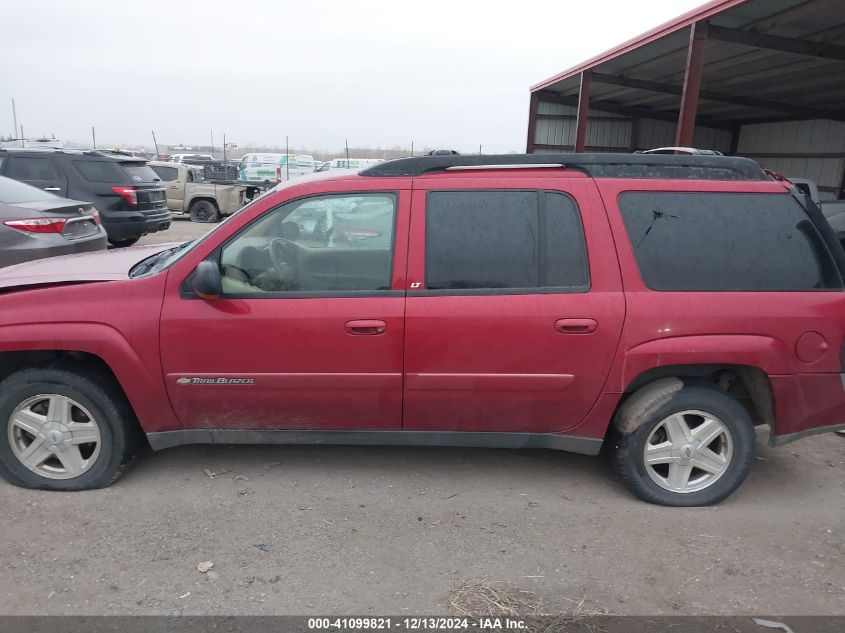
[0,429,842,616]
[1,218,841,617]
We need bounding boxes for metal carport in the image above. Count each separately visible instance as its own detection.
[527,0,845,199]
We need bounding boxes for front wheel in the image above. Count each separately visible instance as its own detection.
[610,385,756,506]
[0,367,139,490]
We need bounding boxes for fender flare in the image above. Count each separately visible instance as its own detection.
[188,196,219,211]
[620,334,794,391]
[0,322,178,432]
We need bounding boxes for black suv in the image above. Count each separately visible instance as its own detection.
[0,148,170,246]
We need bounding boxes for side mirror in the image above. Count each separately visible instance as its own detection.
[192,260,222,299]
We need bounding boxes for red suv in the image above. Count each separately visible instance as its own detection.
[0,154,843,506]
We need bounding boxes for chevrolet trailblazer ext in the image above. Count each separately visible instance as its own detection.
[0,154,844,506]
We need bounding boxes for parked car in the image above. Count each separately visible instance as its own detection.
[320,158,386,171]
[237,153,316,183]
[638,147,723,155]
[0,175,106,267]
[0,148,170,246]
[169,154,214,164]
[0,153,843,506]
[149,161,260,222]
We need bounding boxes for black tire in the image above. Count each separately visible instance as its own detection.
[108,236,140,247]
[0,367,140,491]
[189,200,219,223]
[609,385,756,506]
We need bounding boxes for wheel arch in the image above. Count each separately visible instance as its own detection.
[613,363,774,436]
[0,349,137,421]
[0,323,180,433]
[188,196,219,210]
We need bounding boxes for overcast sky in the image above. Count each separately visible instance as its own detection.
[0,0,706,153]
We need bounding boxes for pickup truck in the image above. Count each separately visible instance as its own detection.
[149,161,260,223]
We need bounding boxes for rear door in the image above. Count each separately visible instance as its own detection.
[403,174,625,433]
[2,155,67,196]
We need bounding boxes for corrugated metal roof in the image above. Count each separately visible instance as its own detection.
[532,0,845,125]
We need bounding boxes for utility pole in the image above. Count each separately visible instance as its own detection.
[19,125,24,147]
[92,127,96,149]
[210,130,215,158]
[11,98,17,141]
[223,133,227,167]
[285,135,290,180]
[345,139,350,167]
[410,141,414,157]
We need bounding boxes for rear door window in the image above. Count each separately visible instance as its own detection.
[6,156,60,181]
[619,191,842,291]
[425,190,589,292]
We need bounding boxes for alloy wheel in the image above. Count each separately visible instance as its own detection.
[643,409,733,494]
[8,394,102,480]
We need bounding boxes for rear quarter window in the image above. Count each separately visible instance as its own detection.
[619,191,842,291]
[72,160,126,183]
[121,163,160,183]
[151,165,179,181]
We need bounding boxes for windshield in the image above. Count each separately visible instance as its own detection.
[0,175,59,203]
[128,191,273,278]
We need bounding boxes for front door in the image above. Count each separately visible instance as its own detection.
[160,190,409,430]
[403,177,625,433]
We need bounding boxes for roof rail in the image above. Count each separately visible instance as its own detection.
[359,153,769,181]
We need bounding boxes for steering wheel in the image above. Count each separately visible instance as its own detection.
[268,238,300,287]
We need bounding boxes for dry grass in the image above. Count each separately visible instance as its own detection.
[448,580,604,633]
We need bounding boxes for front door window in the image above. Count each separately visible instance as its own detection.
[219,193,397,294]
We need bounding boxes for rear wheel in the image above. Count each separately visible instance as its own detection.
[610,385,756,506]
[189,200,219,223]
[108,236,140,247]
[0,367,139,490]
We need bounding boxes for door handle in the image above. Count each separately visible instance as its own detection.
[555,318,598,334]
[43,187,61,191]
[345,319,387,335]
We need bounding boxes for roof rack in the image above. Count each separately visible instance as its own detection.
[359,153,769,181]
[0,147,147,160]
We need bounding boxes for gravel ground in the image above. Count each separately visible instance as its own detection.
[0,431,842,616]
[4,217,839,616]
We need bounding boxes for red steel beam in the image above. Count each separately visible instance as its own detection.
[574,71,592,153]
[526,92,539,153]
[675,22,708,147]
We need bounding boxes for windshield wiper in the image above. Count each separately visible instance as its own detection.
[129,242,191,278]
